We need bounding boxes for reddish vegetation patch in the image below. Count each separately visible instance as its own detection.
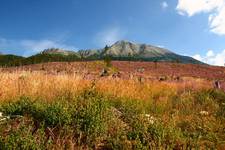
[111,61,225,80]
[1,61,225,90]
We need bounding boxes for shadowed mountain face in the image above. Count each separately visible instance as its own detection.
[0,40,204,66]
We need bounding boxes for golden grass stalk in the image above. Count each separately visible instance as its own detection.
[0,71,212,103]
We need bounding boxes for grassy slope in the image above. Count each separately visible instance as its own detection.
[0,72,224,149]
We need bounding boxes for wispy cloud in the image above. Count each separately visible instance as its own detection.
[0,38,8,47]
[94,26,126,47]
[157,45,165,48]
[161,1,168,9]
[21,39,76,56]
[193,49,225,66]
[0,37,77,56]
[176,0,225,35]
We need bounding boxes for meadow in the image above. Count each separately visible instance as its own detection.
[0,62,225,149]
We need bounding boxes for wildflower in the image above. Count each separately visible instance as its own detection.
[0,118,7,122]
[0,112,10,122]
[200,111,209,116]
[141,114,156,124]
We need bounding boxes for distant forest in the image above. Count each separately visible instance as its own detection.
[0,54,165,67]
[0,52,203,67]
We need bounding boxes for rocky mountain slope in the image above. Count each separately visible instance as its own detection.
[99,40,201,64]
[41,48,77,56]
[0,40,204,66]
[42,40,202,64]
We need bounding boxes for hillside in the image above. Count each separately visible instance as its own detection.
[0,40,203,66]
[0,54,25,66]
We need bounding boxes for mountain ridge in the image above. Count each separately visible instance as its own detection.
[0,40,204,66]
[40,40,202,64]
[41,48,77,56]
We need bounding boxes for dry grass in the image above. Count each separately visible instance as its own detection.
[0,71,90,102]
[0,71,212,103]
[96,77,211,100]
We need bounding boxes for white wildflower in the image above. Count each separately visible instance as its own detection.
[141,114,157,124]
[0,118,6,122]
[200,111,209,116]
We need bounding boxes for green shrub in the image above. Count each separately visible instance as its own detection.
[74,89,110,146]
[0,97,34,116]
[194,90,212,105]
[0,97,74,127]
[208,89,225,118]
[31,101,73,127]
[0,119,46,150]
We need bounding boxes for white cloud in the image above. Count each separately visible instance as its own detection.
[193,54,203,61]
[0,37,77,56]
[209,6,225,35]
[21,40,76,56]
[157,45,165,48]
[193,50,225,66]
[206,50,214,57]
[176,0,225,35]
[176,0,224,16]
[94,26,126,47]
[161,1,168,9]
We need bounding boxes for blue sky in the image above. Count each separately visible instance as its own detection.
[0,0,225,65]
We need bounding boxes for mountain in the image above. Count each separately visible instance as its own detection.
[103,40,172,57]
[78,40,203,64]
[0,40,204,66]
[41,48,77,56]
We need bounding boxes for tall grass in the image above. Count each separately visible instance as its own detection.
[0,72,90,102]
[0,72,211,102]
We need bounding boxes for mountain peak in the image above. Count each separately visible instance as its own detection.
[113,40,142,48]
[114,40,131,44]
[104,40,173,57]
[41,48,76,55]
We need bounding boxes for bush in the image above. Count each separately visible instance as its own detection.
[31,101,73,127]
[0,119,46,150]
[73,89,110,146]
[0,97,34,116]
